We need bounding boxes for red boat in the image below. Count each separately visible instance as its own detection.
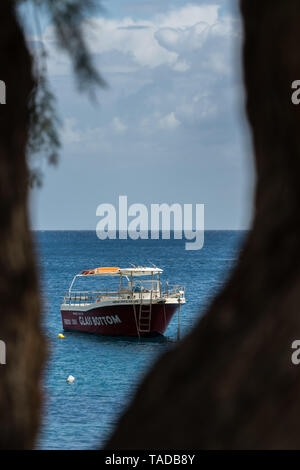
[60,266,186,337]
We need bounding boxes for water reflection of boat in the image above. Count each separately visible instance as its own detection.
[61,266,185,337]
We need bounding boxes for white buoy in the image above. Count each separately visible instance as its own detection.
[67,375,75,383]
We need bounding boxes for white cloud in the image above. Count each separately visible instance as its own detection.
[159,112,180,130]
[155,22,210,53]
[61,118,107,149]
[173,60,190,72]
[84,17,177,69]
[157,4,219,28]
[83,4,221,70]
[61,118,82,144]
[112,116,127,134]
[37,3,229,75]
[29,1,252,231]
[34,2,243,159]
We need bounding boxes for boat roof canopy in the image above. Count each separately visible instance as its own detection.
[120,267,163,276]
[78,266,163,277]
[81,267,120,276]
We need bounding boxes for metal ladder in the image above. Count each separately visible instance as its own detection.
[138,290,153,333]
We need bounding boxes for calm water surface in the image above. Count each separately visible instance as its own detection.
[34,231,245,449]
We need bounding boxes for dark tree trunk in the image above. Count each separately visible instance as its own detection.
[106,0,300,449]
[0,1,46,449]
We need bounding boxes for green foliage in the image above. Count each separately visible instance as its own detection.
[31,0,106,90]
[17,0,106,187]
[27,75,61,187]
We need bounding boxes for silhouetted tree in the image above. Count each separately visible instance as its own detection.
[2,0,300,451]
[0,0,104,449]
[106,0,300,450]
[17,0,106,186]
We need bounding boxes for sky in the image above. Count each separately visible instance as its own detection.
[24,0,254,230]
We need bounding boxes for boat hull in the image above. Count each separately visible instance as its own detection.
[61,302,179,337]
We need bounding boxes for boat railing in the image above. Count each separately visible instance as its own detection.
[63,286,161,305]
[164,284,185,299]
[63,290,124,305]
[62,283,185,306]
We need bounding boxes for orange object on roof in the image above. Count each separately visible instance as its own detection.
[81,267,120,276]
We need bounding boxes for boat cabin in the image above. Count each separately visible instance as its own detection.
[63,266,184,307]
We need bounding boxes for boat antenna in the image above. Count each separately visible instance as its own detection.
[149,261,158,269]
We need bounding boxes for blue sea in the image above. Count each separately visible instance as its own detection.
[34,231,246,450]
